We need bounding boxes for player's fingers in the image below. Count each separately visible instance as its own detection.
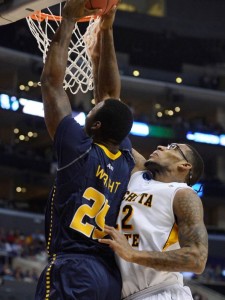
[85,8,102,16]
[98,238,112,245]
[104,224,114,230]
[109,5,117,12]
[103,5,117,17]
[104,225,116,234]
[104,225,119,240]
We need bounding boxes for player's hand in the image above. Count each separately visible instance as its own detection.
[100,5,117,30]
[99,225,135,262]
[62,0,101,21]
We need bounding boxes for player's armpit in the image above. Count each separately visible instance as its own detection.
[131,148,146,174]
[173,188,208,274]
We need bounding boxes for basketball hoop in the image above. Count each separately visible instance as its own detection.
[26,3,100,94]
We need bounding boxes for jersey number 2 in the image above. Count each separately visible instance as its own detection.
[69,187,110,239]
[121,204,133,230]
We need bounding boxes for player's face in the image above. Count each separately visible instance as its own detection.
[145,143,189,170]
[84,101,105,137]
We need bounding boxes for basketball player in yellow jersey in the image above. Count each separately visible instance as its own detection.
[100,144,208,300]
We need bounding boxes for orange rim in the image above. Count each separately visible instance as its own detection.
[29,11,97,22]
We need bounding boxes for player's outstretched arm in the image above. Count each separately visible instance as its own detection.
[41,0,99,139]
[100,189,208,274]
[94,5,121,104]
[88,23,101,103]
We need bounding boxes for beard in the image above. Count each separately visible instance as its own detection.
[144,160,164,177]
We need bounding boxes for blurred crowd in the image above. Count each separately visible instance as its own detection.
[0,227,46,283]
[0,264,39,283]
[191,262,225,287]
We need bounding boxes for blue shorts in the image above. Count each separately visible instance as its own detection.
[35,253,122,300]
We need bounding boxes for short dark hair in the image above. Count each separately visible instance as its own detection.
[93,99,133,144]
[185,144,204,186]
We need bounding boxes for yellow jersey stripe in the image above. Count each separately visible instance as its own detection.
[95,143,122,160]
[163,223,178,251]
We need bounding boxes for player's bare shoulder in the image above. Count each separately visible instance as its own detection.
[173,188,204,222]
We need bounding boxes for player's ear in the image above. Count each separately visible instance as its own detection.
[177,162,192,172]
[91,121,101,130]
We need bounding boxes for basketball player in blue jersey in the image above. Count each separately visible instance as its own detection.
[100,144,208,299]
[35,1,134,300]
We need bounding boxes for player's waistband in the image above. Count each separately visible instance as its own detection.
[122,282,184,300]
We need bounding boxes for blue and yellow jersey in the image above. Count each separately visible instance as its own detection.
[45,115,134,258]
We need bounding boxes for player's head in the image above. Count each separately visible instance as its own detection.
[145,143,204,186]
[85,99,133,144]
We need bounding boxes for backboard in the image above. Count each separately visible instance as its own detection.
[0,0,64,25]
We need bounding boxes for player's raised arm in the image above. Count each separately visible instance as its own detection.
[98,6,121,101]
[87,23,101,103]
[90,5,120,105]
[40,0,99,139]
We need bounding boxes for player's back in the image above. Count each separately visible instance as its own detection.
[45,115,134,258]
[36,116,134,300]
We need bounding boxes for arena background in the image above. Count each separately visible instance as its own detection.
[0,0,225,299]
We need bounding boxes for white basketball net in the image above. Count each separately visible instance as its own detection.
[26,4,100,94]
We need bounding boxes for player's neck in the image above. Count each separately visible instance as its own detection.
[154,169,182,184]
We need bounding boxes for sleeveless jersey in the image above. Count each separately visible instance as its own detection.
[116,171,192,299]
[45,115,135,259]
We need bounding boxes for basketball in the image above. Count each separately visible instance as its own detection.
[86,0,119,15]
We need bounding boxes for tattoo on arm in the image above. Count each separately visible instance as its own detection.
[132,189,208,273]
[174,189,208,272]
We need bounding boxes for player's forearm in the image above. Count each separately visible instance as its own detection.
[92,59,100,103]
[41,18,75,86]
[90,31,101,103]
[98,28,121,100]
[131,246,207,274]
